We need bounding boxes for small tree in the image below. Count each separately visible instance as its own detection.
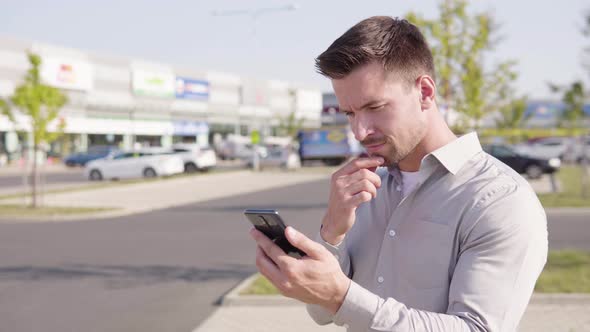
[407,0,523,131]
[4,52,68,208]
[276,111,304,139]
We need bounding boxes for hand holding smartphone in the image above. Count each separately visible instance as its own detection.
[244,209,306,257]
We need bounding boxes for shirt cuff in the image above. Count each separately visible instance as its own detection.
[333,280,380,330]
[315,231,344,256]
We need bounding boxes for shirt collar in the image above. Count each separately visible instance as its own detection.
[430,132,483,175]
[387,132,483,179]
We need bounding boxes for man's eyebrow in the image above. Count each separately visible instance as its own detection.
[340,100,384,113]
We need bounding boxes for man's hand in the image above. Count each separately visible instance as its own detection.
[322,157,383,245]
[250,226,350,314]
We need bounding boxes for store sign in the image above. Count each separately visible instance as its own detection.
[40,57,94,91]
[175,77,209,100]
[132,70,175,98]
[173,121,209,136]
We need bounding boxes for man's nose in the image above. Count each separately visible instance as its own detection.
[353,115,374,141]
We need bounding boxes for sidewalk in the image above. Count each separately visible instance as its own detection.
[0,162,71,177]
[0,169,333,221]
[193,275,590,332]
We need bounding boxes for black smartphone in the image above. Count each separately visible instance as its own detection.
[244,209,306,257]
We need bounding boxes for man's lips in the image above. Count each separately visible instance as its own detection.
[364,142,385,152]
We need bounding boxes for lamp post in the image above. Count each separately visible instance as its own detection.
[211,4,299,37]
[212,3,299,171]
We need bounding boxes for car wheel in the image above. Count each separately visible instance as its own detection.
[89,169,103,181]
[184,162,198,173]
[525,164,543,179]
[143,168,157,178]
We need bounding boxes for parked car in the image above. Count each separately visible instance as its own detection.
[571,136,590,163]
[247,146,301,170]
[63,145,119,167]
[513,137,577,162]
[483,143,561,179]
[171,143,217,172]
[84,149,184,181]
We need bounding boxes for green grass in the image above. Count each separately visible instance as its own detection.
[535,250,590,293]
[240,274,279,295]
[538,166,590,207]
[242,251,590,295]
[0,204,117,218]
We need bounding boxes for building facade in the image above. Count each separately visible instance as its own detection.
[0,36,322,161]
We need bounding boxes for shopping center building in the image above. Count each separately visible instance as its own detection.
[0,36,322,161]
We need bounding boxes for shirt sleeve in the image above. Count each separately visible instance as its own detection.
[323,184,548,331]
[306,231,352,325]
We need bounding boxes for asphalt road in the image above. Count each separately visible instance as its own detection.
[0,178,331,332]
[0,178,587,332]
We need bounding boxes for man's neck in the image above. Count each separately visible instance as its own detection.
[398,118,457,172]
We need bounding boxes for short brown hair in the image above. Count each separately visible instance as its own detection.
[315,16,435,87]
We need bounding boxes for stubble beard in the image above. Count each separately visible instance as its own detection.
[371,129,426,168]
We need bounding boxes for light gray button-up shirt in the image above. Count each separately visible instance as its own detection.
[307,132,548,331]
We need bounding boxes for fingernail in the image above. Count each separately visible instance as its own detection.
[377,157,384,164]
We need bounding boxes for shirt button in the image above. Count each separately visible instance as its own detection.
[396,185,402,191]
[377,276,384,283]
[389,230,396,237]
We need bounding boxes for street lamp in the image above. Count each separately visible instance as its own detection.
[211,4,299,37]
[211,3,299,171]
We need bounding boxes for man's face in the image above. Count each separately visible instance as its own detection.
[332,62,427,167]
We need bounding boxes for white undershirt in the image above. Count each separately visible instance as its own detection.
[400,170,421,198]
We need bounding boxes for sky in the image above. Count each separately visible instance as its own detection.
[0,0,588,100]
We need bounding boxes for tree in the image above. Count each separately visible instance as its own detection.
[548,10,590,198]
[549,81,586,132]
[4,52,68,208]
[493,62,532,130]
[276,111,304,139]
[406,0,524,130]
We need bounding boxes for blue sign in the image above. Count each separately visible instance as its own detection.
[175,77,209,100]
[173,121,209,136]
[300,128,352,158]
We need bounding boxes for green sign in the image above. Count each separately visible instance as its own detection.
[251,130,260,145]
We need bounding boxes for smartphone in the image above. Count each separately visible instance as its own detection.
[244,209,306,257]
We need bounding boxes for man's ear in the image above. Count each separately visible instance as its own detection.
[416,75,436,109]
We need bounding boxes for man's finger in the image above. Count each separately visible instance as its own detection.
[345,179,377,199]
[335,157,384,176]
[284,226,326,259]
[255,246,285,286]
[250,228,297,267]
[342,168,382,189]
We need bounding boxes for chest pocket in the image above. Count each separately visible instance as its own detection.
[396,220,453,289]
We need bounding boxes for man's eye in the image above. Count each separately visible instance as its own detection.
[343,112,354,117]
[370,105,384,111]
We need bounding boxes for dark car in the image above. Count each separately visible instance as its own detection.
[483,144,561,179]
[63,145,119,167]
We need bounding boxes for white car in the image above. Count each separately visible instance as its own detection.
[247,146,301,170]
[85,150,184,181]
[514,137,576,161]
[171,144,217,172]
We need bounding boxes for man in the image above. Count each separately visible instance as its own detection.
[250,16,547,331]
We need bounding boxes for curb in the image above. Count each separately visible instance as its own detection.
[529,293,590,305]
[220,273,299,307]
[544,207,590,214]
[221,274,590,307]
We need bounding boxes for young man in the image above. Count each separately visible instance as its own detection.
[250,16,547,331]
